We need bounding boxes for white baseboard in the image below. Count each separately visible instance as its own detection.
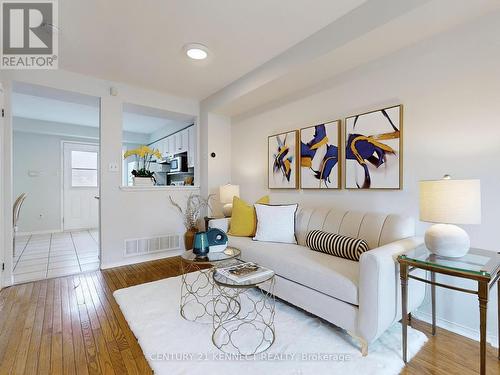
[100,249,183,270]
[413,310,499,348]
[16,228,62,236]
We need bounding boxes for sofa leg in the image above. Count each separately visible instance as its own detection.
[360,339,368,357]
[347,331,369,356]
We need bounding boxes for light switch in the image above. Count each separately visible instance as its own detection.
[28,170,40,177]
[108,162,119,172]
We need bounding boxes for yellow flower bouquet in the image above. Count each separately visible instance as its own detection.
[123,145,162,181]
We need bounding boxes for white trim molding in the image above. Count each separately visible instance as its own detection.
[16,229,63,236]
[100,249,183,270]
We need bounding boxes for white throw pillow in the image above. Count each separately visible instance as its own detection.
[253,204,298,244]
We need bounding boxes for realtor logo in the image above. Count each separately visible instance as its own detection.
[1,0,58,69]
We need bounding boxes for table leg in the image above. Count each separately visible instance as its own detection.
[431,271,436,336]
[400,262,409,363]
[498,279,499,360]
[478,281,488,375]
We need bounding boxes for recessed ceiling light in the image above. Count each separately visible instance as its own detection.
[184,43,209,60]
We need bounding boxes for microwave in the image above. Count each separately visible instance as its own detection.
[170,155,187,172]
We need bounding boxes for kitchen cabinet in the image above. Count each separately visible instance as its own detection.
[181,129,189,153]
[188,126,195,167]
[150,140,159,161]
[150,125,195,165]
[167,136,176,156]
[172,129,189,154]
[174,133,181,152]
[158,138,167,158]
[174,133,182,153]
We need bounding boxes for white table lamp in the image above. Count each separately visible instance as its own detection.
[219,184,240,217]
[419,175,481,257]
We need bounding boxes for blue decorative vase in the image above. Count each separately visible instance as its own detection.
[193,231,209,256]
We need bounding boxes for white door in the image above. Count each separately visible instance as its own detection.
[63,142,99,231]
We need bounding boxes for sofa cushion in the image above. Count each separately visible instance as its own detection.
[295,208,415,247]
[306,230,369,261]
[253,203,298,244]
[228,196,269,237]
[228,236,360,305]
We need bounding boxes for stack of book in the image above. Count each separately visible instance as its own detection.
[217,262,273,283]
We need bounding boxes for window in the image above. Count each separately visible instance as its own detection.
[71,150,98,187]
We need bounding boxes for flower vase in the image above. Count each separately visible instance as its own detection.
[133,176,154,187]
[184,228,197,250]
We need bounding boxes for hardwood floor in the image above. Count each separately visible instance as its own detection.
[0,256,498,374]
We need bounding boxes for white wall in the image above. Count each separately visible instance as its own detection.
[231,15,500,343]
[1,69,200,283]
[198,109,232,216]
[99,96,197,268]
[207,113,232,216]
[13,129,98,233]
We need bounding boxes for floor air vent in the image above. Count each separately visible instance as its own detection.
[124,234,181,257]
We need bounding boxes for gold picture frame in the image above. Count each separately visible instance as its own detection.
[344,105,403,190]
[268,130,299,189]
[299,120,341,189]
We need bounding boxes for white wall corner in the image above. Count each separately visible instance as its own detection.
[199,108,209,198]
[1,79,14,287]
[199,109,232,217]
[209,112,232,217]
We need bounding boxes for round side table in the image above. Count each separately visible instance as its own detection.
[212,267,276,355]
[179,247,241,323]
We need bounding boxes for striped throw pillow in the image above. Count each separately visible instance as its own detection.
[306,230,369,261]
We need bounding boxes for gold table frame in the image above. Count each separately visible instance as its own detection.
[398,247,500,375]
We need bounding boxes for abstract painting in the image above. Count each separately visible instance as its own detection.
[345,105,402,189]
[300,120,340,189]
[268,130,298,189]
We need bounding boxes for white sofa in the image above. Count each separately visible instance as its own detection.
[210,207,425,356]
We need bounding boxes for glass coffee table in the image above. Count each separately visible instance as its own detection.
[180,247,241,323]
[211,265,276,355]
[398,245,500,375]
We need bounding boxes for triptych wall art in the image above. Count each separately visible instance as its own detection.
[267,105,402,190]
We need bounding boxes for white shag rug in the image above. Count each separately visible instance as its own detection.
[113,273,427,375]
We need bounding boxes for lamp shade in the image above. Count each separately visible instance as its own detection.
[219,184,240,204]
[419,178,481,225]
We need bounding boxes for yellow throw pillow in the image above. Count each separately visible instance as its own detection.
[229,196,269,237]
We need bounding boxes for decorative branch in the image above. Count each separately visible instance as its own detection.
[169,194,214,231]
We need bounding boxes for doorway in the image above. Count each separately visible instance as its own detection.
[0,83,4,291]
[11,82,101,284]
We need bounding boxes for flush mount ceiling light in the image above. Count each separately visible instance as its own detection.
[184,43,209,60]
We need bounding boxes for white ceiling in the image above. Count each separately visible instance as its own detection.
[58,0,368,99]
[12,91,193,135]
[205,0,500,117]
[12,93,99,127]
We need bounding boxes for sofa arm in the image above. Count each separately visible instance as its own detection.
[208,217,231,232]
[357,236,425,343]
